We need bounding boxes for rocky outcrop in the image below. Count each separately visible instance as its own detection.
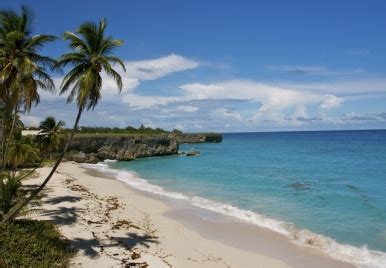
[63,132,222,163]
[169,133,223,143]
[186,151,200,156]
[65,135,178,163]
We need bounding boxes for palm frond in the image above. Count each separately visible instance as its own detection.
[106,56,126,71]
[25,34,56,51]
[59,19,125,111]
[63,31,90,54]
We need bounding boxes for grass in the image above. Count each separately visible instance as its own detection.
[0,220,75,267]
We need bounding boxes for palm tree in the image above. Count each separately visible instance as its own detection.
[38,116,65,154]
[0,6,56,170]
[7,131,39,170]
[1,19,125,223]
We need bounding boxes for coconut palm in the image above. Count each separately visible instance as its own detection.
[1,19,125,223]
[38,116,65,154]
[7,131,39,170]
[0,6,56,170]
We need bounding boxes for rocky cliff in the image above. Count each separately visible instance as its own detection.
[65,135,178,163]
[64,132,223,163]
[169,133,223,143]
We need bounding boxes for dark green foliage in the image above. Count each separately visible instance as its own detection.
[0,173,21,216]
[57,19,124,110]
[0,5,56,112]
[0,220,74,266]
[38,116,66,153]
[66,125,173,135]
[7,131,39,169]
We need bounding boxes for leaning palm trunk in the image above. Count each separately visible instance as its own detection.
[1,106,83,224]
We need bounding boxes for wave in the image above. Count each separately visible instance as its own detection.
[82,161,386,268]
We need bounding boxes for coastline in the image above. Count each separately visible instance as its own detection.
[26,161,353,267]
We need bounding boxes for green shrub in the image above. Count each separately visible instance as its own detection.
[0,174,22,217]
[0,220,75,267]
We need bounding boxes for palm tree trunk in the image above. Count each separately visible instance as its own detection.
[1,107,12,171]
[1,105,18,172]
[1,106,83,224]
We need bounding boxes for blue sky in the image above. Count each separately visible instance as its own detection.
[2,0,386,132]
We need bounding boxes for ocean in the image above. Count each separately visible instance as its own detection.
[87,130,386,267]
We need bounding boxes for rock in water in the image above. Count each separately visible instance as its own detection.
[186,151,200,156]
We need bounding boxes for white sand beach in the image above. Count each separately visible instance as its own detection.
[26,162,353,268]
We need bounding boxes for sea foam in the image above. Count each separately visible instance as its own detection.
[82,161,386,268]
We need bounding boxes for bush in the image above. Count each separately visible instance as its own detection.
[0,220,74,266]
[0,174,22,217]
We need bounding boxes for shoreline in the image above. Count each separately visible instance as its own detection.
[27,161,353,267]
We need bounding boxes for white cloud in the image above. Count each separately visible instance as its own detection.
[101,76,140,98]
[283,78,386,95]
[180,83,225,99]
[176,105,198,112]
[177,80,346,127]
[124,53,199,80]
[122,94,177,109]
[102,53,200,101]
[320,95,344,110]
[20,114,43,127]
[267,65,365,76]
[214,108,242,121]
[293,105,308,118]
[180,80,338,113]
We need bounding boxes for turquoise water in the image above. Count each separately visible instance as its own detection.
[104,130,386,266]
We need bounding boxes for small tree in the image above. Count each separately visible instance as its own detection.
[0,173,21,217]
[7,131,39,171]
[38,117,65,155]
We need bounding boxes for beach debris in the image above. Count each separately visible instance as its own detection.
[107,197,120,210]
[142,214,157,237]
[131,251,141,260]
[112,219,140,230]
[53,168,165,267]
[126,261,149,268]
[87,219,106,225]
[68,184,89,193]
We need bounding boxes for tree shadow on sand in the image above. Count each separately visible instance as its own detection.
[39,206,79,225]
[66,233,159,258]
[46,195,82,205]
[70,238,100,258]
[110,232,159,249]
[34,197,159,259]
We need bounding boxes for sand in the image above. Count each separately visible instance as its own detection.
[25,162,353,267]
